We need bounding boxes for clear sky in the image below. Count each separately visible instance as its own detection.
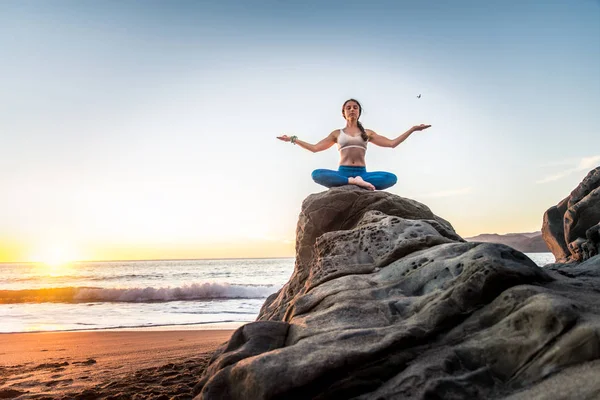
[1,0,599,263]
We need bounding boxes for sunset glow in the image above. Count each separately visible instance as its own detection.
[29,245,78,276]
[0,1,598,263]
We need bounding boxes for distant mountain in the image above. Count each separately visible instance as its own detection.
[464,231,550,253]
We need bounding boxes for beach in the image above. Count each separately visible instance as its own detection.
[0,328,234,399]
[0,258,292,398]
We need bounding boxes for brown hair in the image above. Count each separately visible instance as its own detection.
[342,99,369,141]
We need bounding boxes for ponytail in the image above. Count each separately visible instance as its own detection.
[357,120,369,142]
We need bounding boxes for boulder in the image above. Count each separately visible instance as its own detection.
[195,186,600,400]
[542,167,600,262]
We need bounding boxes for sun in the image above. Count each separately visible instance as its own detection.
[29,244,80,276]
[44,251,70,268]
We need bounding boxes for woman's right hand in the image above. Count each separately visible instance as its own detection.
[276,135,291,142]
[412,124,432,132]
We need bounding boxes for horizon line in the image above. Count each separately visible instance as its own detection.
[0,255,296,265]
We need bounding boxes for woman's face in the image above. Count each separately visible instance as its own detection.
[343,101,361,120]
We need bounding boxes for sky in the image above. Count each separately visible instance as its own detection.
[1,0,599,263]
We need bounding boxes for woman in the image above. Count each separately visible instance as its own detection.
[277,98,431,191]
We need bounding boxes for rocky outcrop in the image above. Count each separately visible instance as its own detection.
[542,167,600,262]
[195,186,600,400]
[258,188,462,322]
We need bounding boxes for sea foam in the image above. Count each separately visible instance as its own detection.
[0,282,278,304]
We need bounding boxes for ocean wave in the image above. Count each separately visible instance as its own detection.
[0,283,278,304]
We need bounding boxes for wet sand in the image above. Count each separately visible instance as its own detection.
[0,329,233,399]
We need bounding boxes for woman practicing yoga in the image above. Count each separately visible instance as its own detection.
[277,98,431,191]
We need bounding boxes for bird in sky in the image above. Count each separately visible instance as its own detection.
[417,94,421,99]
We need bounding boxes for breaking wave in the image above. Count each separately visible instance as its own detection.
[0,282,278,304]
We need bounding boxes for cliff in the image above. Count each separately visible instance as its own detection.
[465,232,549,253]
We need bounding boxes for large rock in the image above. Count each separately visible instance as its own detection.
[259,187,462,322]
[542,167,600,262]
[195,186,600,399]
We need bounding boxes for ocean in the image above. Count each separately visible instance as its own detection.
[0,253,556,333]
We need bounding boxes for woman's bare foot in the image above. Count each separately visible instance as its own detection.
[348,176,375,191]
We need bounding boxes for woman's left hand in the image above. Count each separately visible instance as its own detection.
[412,124,432,132]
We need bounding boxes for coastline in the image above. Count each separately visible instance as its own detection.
[0,321,246,335]
[0,328,235,399]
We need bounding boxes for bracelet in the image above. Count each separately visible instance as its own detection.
[290,135,298,144]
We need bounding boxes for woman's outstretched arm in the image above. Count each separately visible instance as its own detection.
[277,130,337,153]
[368,124,431,148]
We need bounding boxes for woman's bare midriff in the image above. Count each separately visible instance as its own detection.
[339,147,366,166]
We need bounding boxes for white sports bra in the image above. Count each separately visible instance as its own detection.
[337,128,368,152]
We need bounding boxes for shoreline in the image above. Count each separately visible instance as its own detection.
[0,321,247,335]
[0,328,235,399]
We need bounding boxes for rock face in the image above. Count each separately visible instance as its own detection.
[195,186,600,400]
[542,167,600,262]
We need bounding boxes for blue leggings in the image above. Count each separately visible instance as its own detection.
[312,165,397,190]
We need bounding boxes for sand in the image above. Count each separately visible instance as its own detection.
[0,328,234,399]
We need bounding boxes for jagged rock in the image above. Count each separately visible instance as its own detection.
[258,186,462,322]
[196,186,600,400]
[542,167,600,262]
